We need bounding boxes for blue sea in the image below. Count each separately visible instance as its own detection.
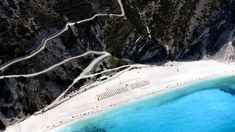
[56,74,235,132]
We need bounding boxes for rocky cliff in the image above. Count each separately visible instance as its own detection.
[0,0,235,130]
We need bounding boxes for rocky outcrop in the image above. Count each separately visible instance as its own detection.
[182,0,235,61]
[0,0,65,65]
[0,0,235,130]
[124,0,231,60]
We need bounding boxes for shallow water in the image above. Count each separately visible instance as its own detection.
[56,75,235,132]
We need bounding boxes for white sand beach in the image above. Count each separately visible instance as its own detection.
[5,60,235,132]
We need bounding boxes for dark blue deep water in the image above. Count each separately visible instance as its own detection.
[56,75,235,132]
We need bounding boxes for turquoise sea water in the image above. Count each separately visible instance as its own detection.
[56,75,235,132]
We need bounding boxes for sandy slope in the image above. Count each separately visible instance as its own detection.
[6,60,235,132]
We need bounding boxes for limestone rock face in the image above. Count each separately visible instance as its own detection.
[0,0,235,130]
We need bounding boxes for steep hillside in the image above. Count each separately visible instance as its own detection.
[0,0,235,130]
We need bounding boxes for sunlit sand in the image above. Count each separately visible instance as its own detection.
[6,60,235,132]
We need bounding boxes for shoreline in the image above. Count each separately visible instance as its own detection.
[49,69,235,132]
[6,60,235,132]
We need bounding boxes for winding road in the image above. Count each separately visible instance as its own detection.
[0,51,108,79]
[0,0,125,72]
[44,51,111,110]
[0,0,126,112]
[0,0,125,80]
